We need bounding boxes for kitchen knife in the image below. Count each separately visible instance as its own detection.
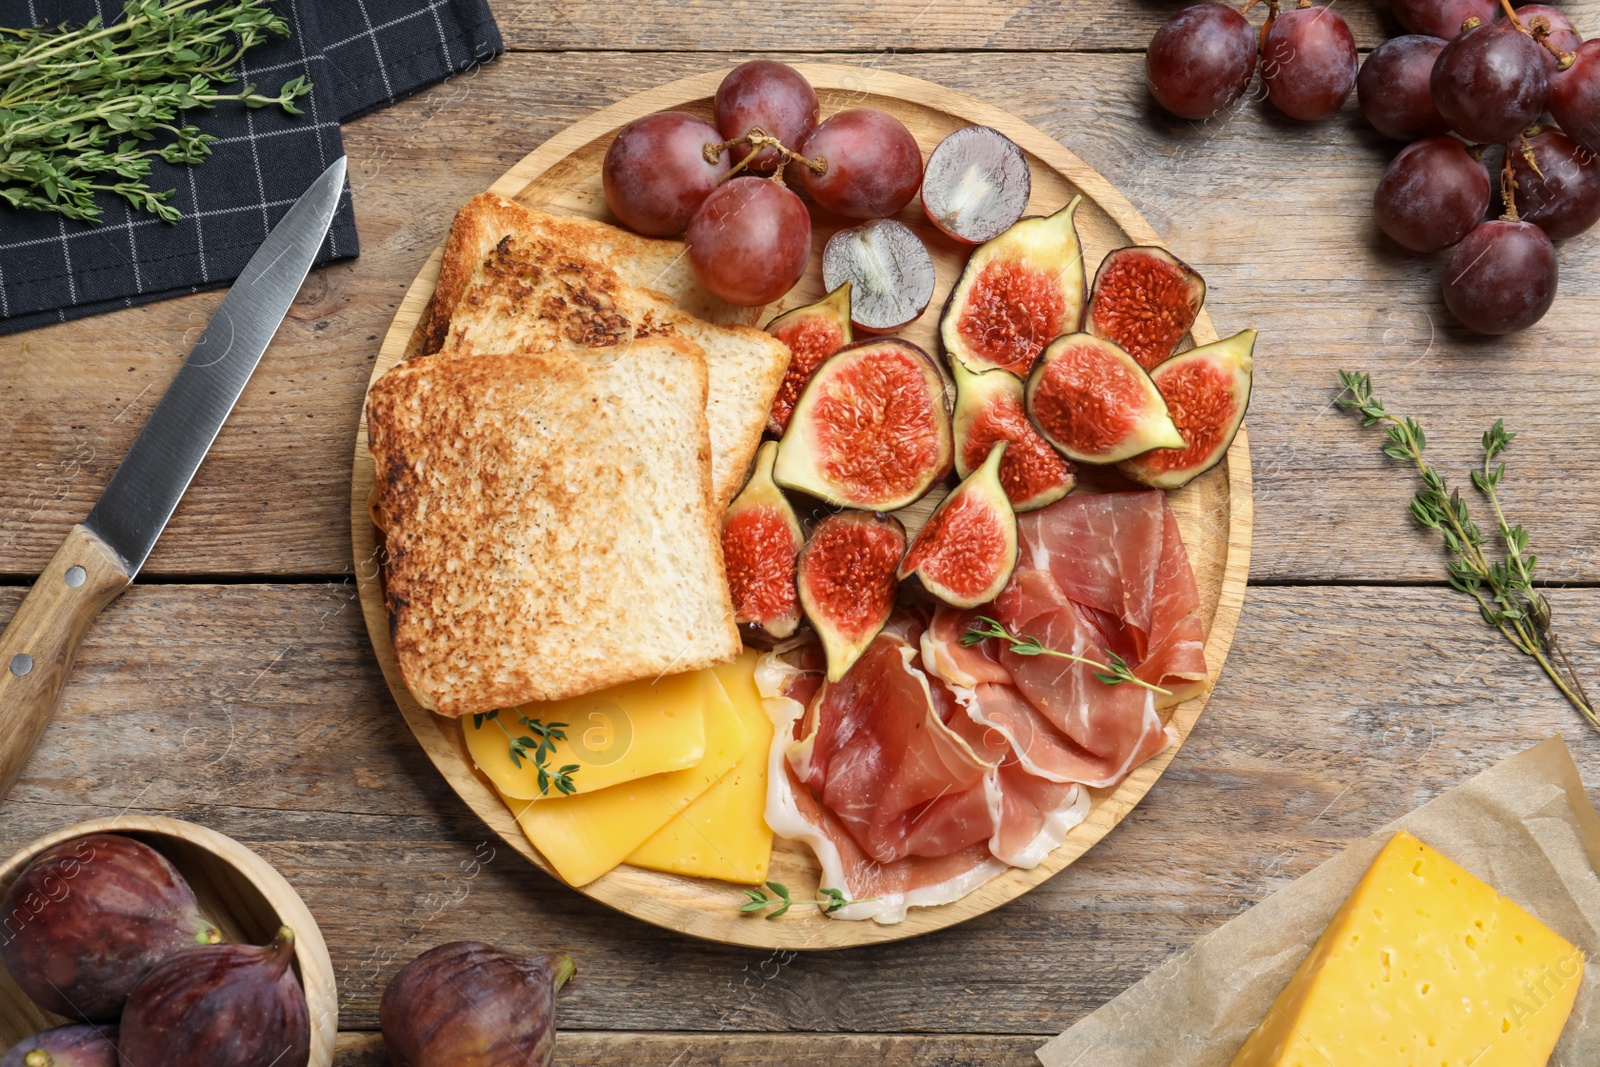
[0,156,348,802]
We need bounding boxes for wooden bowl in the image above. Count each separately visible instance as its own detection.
[0,816,337,1065]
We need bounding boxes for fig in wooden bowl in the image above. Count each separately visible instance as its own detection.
[1084,245,1206,371]
[898,441,1019,608]
[0,817,336,1067]
[0,1024,117,1067]
[1024,333,1184,465]
[797,510,908,682]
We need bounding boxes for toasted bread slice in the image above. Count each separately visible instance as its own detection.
[420,193,757,356]
[366,340,740,716]
[439,226,789,505]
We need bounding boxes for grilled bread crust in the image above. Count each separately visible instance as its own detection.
[367,340,740,716]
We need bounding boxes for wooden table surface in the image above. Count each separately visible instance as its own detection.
[5,3,1600,1063]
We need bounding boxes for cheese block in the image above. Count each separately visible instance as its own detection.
[504,671,748,886]
[463,669,708,800]
[1230,830,1584,1067]
[625,650,776,885]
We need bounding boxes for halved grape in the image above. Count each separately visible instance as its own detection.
[686,177,811,306]
[920,125,1031,244]
[1508,127,1600,240]
[1550,40,1600,154]
[714,61,819,173]
[1358,36,1449,140]
[1442,219,1557,334]
[1144,3,1258,121]
[602,112,730,238]
[1260,5,1359,121]
[1374,136,1491,252]
[794,109,923,219]
[1391,0,1497,39]
[1431,23,1549,143]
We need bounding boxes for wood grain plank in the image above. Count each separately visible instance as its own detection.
[1,49,1597,583]
[0,582,1596,1034]
[334,1030,1045,1065]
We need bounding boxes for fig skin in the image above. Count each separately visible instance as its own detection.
[380,941,575,1067]
[116,926,309,1067]
[0,1024,118,1067]
[0,833,221,1020]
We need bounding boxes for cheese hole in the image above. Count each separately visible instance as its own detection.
[1419,981,1432,996]
[1502,1018,1512,1034]
[1474,918,1485,931]
[1382,949,1394,982]
[1515,933,1525,944]
[1465,933,1478,951]
[1412,859,1425,876]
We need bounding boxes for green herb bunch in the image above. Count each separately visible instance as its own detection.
[472,709,581,796]
[961,615,1170,696]
[1337,370,1597,730]
[1,0,313,223]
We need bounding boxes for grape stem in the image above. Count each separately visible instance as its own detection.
[1500,149,1521,222]
[1517,132,1544,181]
[704,126,826,184]
[1497,0,1575,70]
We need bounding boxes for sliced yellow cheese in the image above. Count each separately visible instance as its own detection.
[503,671,748,886]
[463,669,707,800]
[1230,830,1584,1067]
[625,650,775,885]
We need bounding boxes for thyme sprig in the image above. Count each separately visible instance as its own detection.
[1336,370,1597,730]
[472,710,580,796]
[1,0,313,223]
[739,881,870,919]
[961,615,1172,696]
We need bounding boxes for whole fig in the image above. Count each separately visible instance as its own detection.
[0,1024,118,1067]
[0,834,220,1019]
[380,941,575,1067]
[117,926,308,1067]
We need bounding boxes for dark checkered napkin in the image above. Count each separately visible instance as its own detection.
[0,0,502,335]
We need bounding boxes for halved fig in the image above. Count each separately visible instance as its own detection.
[797,511,908,681]
[723,441,804,640]
[1024,332,1185,464]
[951,359,1076,511]
[1084,245,1206,370]
[774,338,953,511]
[898,442,1019,608]
[765,283,853,436]
[1118,329,1255,489]
[920,125,1032,244]
[940,196,1086,377]
[821,219,936,332]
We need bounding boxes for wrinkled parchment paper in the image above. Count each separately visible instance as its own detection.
[1038,737,1599,1066]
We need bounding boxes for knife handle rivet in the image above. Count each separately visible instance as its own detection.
[9,654,32,677]
[63,566,86,589]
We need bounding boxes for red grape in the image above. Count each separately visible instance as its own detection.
[1374,136,1492,251]
[1550,40,1600,154]
[1358,35,1449,140]
[1442,219,1557,334]
[794,109,923,219]
[1260,6,1358,121]
[1144,3,1258,121]
[1505,5,1581,68]
[713,61,819,173]
[1431,23,1549,143]
[1507,127,1600,240]
[603,112,730,237]
[1391,0,1497,39]
[686,177,811,306]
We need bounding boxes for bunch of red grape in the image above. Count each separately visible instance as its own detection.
[601,61,925,306]
[1147,0,1600,336]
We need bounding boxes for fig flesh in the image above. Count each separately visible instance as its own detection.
[898,443,1019,608]
[723,441,804,641]
[920,125,1031,244]
[821,219,936,332]
[796,511,907,682]
[1119,330,1256,490]
[764,282,853,436]
[1084,245,1206,370]
[951,359,1075,511]
[940,196,1086,377]
[380,941,575,1067]
[1024,333,1185,465]
[774,339,953,512]
[0,833,220,1020]
[117,926,308,1067]
[0,1025,118,1067]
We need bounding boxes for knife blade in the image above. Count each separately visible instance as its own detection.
[0,156,348,802]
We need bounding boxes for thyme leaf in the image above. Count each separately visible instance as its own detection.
[739,881,872,919]
[960,615,1172,696]
[472,710,579,796]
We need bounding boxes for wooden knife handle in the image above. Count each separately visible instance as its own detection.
[0,524,131,801]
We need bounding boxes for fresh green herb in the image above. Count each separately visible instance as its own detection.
[1336,370,1597,730]
[0,0,313,223]
[961,615,1172,695]
[739,881,870,919]
[471,710,580,796]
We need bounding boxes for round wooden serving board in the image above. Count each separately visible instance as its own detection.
[351,64,1253,949]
